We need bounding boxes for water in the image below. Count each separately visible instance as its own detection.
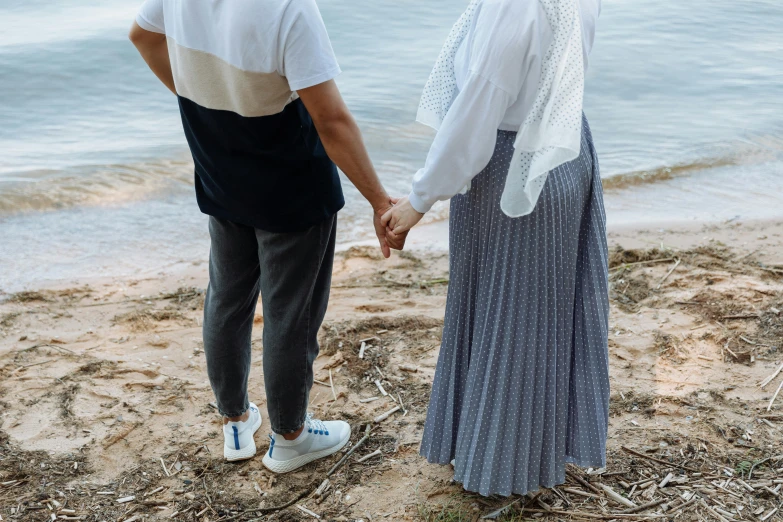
[1,0,782,291]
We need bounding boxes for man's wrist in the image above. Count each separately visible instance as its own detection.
[370,193,392,214]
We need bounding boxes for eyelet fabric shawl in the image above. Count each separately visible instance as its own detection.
[419,115,610,497]
[417,0,585,218]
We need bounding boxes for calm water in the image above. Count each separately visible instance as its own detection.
[1,0,782,291]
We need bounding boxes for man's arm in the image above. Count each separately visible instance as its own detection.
[297,80,406,256]
[129,22,176,95]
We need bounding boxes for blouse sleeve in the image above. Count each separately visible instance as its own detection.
[408,0,546,214]
[409,74,516,213]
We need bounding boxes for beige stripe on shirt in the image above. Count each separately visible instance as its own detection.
[168,38,295,118]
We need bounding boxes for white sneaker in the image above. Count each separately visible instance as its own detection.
[262,413,351,473]
[223,403,263,462]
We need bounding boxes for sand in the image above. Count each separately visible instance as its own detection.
[1,217,783,521]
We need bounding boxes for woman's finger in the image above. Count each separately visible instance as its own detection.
[380,208,394,227]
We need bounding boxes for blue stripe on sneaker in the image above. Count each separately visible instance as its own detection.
[268,435,275,458]
[233,426,240,451]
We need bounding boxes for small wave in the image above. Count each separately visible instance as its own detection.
[0,158,194,215]
[603,144,781,191]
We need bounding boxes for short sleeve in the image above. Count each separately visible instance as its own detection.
[136,0,165,34]
[279,0,341,91]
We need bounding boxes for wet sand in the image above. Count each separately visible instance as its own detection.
[1,218,783,520]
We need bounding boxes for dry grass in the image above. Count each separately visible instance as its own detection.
[113,307,189,332]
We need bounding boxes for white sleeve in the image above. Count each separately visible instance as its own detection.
[409,75,516,213]
[279,0,342,91]
[135,0,165,34]
[409,0,544,214]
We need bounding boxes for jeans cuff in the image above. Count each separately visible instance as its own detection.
[272,413,306,435]
[218,401,249,419]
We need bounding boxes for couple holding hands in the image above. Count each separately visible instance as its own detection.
[130,0,609,497]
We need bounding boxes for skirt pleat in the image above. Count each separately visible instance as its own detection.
[420,115,610,497]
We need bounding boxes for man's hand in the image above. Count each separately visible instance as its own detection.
[373,197,407,257]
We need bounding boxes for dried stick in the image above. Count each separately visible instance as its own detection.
[357,449,382,463]
[656,258,681,289]
[620,498,667,514]
[374,405,401,423]
[599,484,636,508]
[519,508,666,519]
[327,424,372,477]
[621,446,701,473]
[566,469,602,495]
[609,258,676,272]
[768,379,783,412]
[328,369,337,402]
[760,362,783,388]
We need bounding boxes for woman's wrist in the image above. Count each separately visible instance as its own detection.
[407,192,432,214]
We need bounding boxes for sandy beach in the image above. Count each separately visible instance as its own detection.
[1,216,783,521]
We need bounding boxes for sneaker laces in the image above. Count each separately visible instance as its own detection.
[305,412,329,436]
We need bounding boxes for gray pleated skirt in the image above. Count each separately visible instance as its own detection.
[420,115,610,497]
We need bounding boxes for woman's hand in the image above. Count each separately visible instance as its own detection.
[381,196,425,239]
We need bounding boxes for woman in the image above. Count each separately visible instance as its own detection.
[382,0,609,497]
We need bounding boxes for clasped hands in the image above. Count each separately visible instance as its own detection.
[373,196,425,257]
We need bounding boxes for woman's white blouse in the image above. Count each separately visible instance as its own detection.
[409,0,601,214]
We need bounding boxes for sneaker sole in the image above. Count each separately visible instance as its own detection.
[224,413,263,462]
[261,429,351,474]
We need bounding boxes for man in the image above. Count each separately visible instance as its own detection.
[129,0,403,471]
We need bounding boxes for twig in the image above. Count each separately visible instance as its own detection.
[699,499,730,522]
[359,397,379,403]
[295,504,320,519]
[18,343,76,355]
[566,469,602,495]
[598,484,636,508]
[620,498,667,514]
[374,380,388,396]
[327,424,372,476]
[666,496,699,514]
[749,457,771,479]
[357,449,382,463]
[656,258,681,289]
[761,362,783,388]
[10,359,55,375]
[374,405,401,423]
[213,490,311,520]
[621,446,701,473]
[609,258,676,272]
[159,458,170,477]
[519,508,665,519]
[359,342,367,359]
[768,379,783,412]
[481,499,522,519]
[328,369,337,402]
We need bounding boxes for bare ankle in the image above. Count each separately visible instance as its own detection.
[223,410,250,425]
[282,425,304,441]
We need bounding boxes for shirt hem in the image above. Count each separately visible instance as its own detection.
[198,200,345,234]
[288,66,342,92]
[135,13,165,34]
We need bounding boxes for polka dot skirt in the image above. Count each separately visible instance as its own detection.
[420,114,610,498]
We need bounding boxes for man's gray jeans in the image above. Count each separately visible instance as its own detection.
[203,215,336,434]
